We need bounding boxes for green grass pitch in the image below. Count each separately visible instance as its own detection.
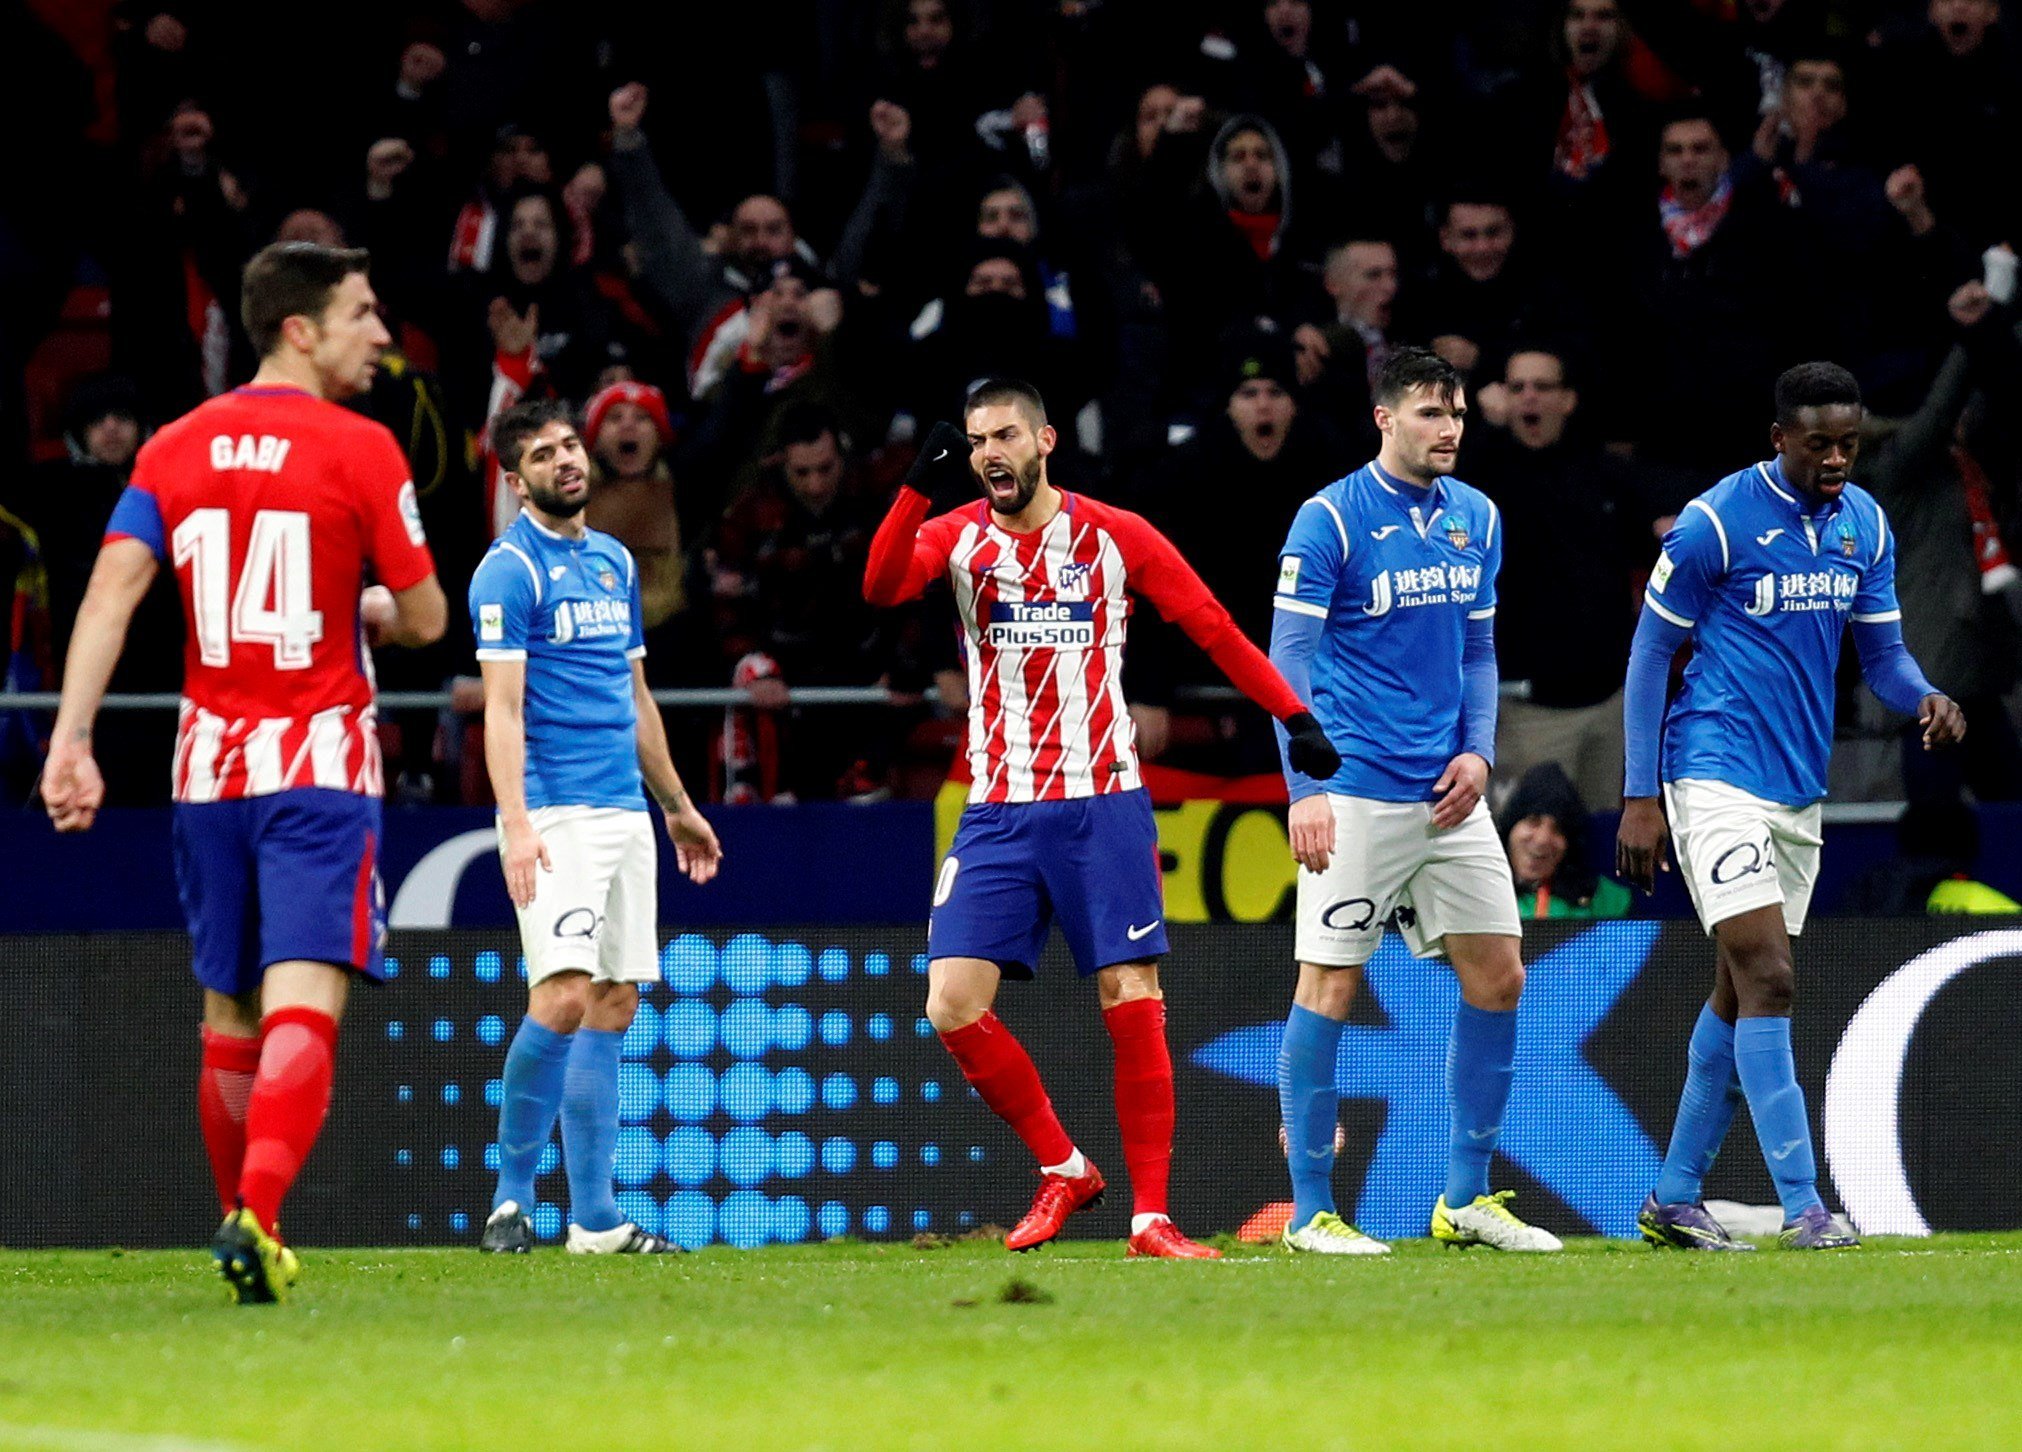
[3,1234,2021,1451]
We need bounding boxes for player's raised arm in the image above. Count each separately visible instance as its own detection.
[1109,505,1340,779]
[1617,503,1724,890]
[43,533,160,833]
[863,421,971,606]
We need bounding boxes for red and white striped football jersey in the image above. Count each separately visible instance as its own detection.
[107,386,436,803]
[871,490,1298,804]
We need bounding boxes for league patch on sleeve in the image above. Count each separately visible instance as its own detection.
[398,480,427,546]
[478,602,504,643]
[1650,551,1675,594]
[1277,556,1302,594]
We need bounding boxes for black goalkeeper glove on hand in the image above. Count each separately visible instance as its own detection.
[904,421,977,511]
[1285,712,1341,781]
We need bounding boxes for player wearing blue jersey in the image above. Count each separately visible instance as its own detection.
[1619,364,1964,1252]
[471,400,723,1255]
[1270,348,1560,1254]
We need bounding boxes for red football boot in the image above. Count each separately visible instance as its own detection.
[1126,1217,1223,1259]
[1004,1161,1106,1251]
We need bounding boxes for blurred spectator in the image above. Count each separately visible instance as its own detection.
[707,406,904,800]
[1873,0,2022,253]
[1134,111,1329,408]
[1847,793,2022,914]
[1128,329,1350,769]
[1616,108,1799,468]
[1405,194,1585,382]
[2,374,180,805]
[1296,239,1397,457]
[1471,347,1671,810]
[447,124,554,275]
[1337,75,1442,259]
[606,83,822,386]
[583,380,689,632]
[906,241,1084,429]
[1497,762,1632,918]
[1854,281,2022,802]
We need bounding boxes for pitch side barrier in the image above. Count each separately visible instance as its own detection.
[5,921,2015,1250]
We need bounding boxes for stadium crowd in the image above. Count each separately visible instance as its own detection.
[3,0,2020,817]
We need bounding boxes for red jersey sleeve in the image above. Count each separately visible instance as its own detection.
[356,428,436,592]
[863,486,965,605]
[1102,502,1308,722]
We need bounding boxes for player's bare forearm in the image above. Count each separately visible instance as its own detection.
[478,660,533,829]
[51,539,158,744]
[377,575,449,648]
[632,663,689,811]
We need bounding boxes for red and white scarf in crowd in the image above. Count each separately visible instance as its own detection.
[1659,172,1732,258]
[1554,73,1610,180]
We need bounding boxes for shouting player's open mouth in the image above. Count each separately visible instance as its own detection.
[982,462,1022,506]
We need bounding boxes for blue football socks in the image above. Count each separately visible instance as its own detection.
[1278,1004,1346,1231]
[493,1017,573,1212]
[561,1027,627,1232]
[1734,1015,1823,1219]
[1653,1004,1742,1205]
[1445,1001,1518,1208]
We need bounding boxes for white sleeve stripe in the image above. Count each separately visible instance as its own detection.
[1466,606,1496,620]
[1274,597,1329,618]
[1873,507,1889,566]
[1644,594,1693,628]
[474,647,528,661]
[1310,497,1351,562]
[1686,499,1729,571]
[1484,498,1500,550]
[625,645,648,658]
[1851,609,1902,623]
[497,542,543,605]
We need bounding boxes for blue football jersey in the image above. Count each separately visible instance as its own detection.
[1274,462,1501,802]
[1643,459,1902,806]
[469,510,647,811]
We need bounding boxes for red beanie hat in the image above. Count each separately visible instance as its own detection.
[583,381,672,451]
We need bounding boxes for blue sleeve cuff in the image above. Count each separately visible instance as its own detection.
[1623,606,1691,798]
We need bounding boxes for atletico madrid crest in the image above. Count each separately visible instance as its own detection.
[1441,513,1469,550]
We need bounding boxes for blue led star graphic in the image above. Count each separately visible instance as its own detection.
[1192,921,1666,1239]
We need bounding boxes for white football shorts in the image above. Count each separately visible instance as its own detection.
[1294,794,1520,966]
[1664,778,1822,937]
[502,805,660,986]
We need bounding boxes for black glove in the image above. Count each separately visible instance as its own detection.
[904,421,977,511]
[1284,711,1341,781]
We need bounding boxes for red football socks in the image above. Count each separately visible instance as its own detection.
[198,1027,262,1217]
[939,1012,1075,1169]
[236,1006,340,1234]
[1104,997,1175,1217]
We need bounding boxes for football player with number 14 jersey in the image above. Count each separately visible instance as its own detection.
[44,243,448,1303]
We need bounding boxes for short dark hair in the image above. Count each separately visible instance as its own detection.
[964,377,1048,427]
[778,401,841,450]
[240,242,372,358]
[1374,346,1464,408]
[493,398,577,473]
[1775,361,1862,424]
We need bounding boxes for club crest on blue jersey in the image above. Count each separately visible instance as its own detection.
[599,567,619,592]
[1441,513,1470,549]
[1837,521,1858,557]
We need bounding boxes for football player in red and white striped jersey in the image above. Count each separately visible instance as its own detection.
[43,242,448,1302]
[865,377,1341,1257]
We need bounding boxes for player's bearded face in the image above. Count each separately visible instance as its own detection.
[516,424,592,518]
[972,431,1044,513]
[1382,384,1465,479]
